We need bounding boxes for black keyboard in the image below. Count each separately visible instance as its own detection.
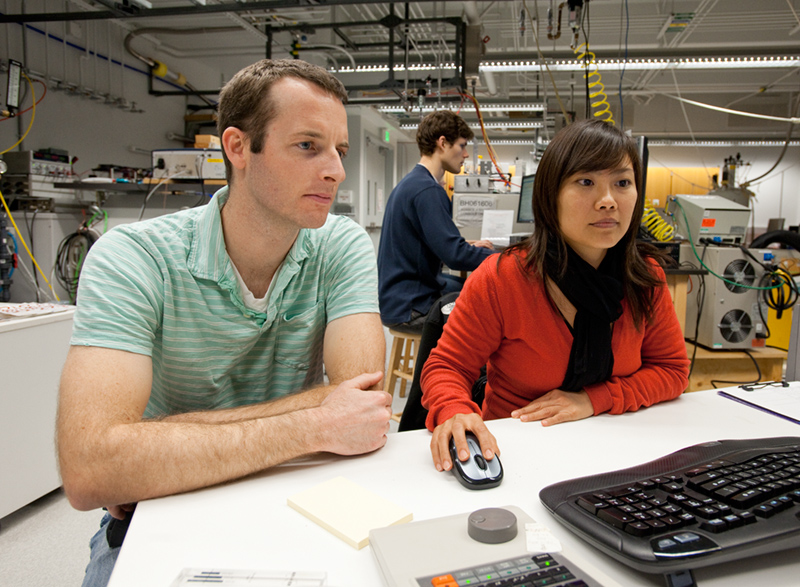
[415,552,602,587]
[539,437,800,575]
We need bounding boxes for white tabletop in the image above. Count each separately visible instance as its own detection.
[108,388,800,587]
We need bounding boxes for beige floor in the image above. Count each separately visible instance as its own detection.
[0,327,410,586]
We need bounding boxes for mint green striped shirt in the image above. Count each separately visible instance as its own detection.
[71,187,379,418]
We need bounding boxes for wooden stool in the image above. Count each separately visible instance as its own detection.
[385,328,422,400]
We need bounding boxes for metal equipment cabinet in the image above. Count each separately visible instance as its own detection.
[0,309,74,519]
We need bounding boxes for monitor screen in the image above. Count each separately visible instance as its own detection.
[517,174,535,223]
[637,135,648,202]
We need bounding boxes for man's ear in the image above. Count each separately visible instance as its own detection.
[436,135,449,152]
[222,127,248,172]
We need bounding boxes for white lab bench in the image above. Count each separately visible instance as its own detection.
[0,308,74,519]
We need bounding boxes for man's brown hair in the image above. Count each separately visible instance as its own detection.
[416,110,474,156]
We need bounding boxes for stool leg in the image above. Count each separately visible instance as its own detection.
[399,337,414,398]
[385,335,403,396]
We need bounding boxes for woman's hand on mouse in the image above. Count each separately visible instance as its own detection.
[430,413,499,472]
[510,389,594,426]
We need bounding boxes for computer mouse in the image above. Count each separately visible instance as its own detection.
[449,432,503,490]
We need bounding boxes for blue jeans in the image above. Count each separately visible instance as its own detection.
[81,513,120,587]
[439,273,466,294]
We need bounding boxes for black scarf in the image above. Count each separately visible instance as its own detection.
[544,240,625,392]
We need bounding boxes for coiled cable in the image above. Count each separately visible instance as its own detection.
[573,43,614,124]
[641,206,674,242]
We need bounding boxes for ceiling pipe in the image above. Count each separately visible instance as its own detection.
[463,1,497,96]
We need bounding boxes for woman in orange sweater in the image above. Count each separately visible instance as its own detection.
[421,119,690,472]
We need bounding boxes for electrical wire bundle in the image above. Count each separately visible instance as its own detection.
[54,210,106,304]
[459,91,511,187]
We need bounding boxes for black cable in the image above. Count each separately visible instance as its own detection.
[195,180,208,207]
[23,207,40,301]
[581,12,590,120]
[710,349,762,389]
[687,246,708,378]
[55,224,98,304]
[756,272,773,340]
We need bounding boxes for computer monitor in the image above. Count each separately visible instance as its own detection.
[637,135,648,202]
[517,174,535,223]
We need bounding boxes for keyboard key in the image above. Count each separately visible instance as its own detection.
[753,504,776,518]
[625,521,652,536]
[661,515,684,528]
[731,488,765,508]
[662,482,683,493]
[598,508,635,529]
[657,538,677,549]
[668,493,689,505]
[700,518,727,533]
[576,496,607,515]
[695,506,719,519]
[610,486,639,497]
[673,532,701,544]
[738,510,757,525]
[431,574,456,586]
[685,466,713,477]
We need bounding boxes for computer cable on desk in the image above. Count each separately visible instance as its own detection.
[665,569,696,587]
[709,349,762,389]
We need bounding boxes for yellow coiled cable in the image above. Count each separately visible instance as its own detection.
[642,206,674,242]
[573,43,615,125]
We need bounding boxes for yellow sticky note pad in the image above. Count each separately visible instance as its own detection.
[287,476,413,550]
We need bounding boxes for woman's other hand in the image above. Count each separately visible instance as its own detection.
[430,413,500,472]
[510,389,594,426]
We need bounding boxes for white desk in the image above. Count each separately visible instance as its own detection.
[0,308,74,519]
[108,390,800,587]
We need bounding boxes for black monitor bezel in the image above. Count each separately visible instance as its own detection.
[517,173,536,224]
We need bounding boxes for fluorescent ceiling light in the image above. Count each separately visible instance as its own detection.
[649,140,800,147]
[338,56,800,75]
[400,121,544,130]
[481,56,800,72]
[473,140,540,145]
[378,103,545,113]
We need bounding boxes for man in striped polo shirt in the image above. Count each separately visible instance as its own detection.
[57,60,391,587]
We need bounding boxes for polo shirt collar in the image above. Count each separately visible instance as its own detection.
[187,185,314,297]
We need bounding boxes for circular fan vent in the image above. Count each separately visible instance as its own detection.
[722,259,756,293]
[718,309,753,343]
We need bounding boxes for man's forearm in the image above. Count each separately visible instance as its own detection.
[161,385,334,424]
[62,407,326,511]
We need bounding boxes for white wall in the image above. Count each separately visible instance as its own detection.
[0,13,214,172]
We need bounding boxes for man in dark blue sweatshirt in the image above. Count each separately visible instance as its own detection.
[378,111,495,333]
